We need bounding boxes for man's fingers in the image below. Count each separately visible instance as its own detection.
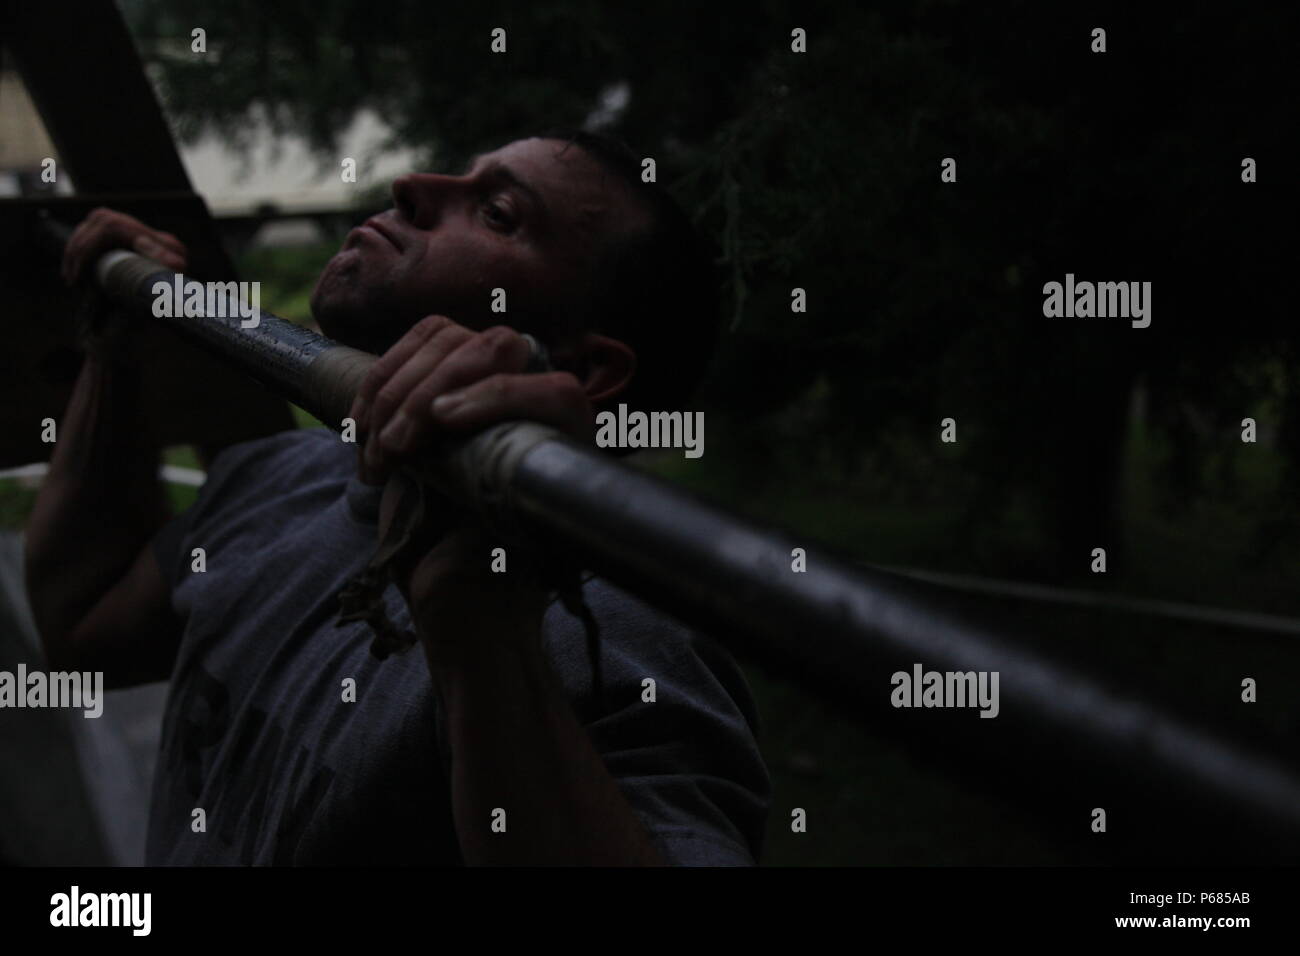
[132,240,186,273]
[376,326,533,456]
[132,234,188,271]
[428,371,591,438]
[371,322,482,430]
[132,230,186,259]
[61,219,102,284]
[361,369,591,485]
[350,316,459,427]
[61,208,189,285]
[355,317,471,484]
[152,230,187,258]
[358,323,578,485]
[63,209,128,283]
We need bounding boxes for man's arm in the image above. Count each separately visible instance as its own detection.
[356,315,668,865]
[24,209,189,687]
[403,527,665,866]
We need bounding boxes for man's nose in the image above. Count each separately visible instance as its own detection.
[391,173,462,228]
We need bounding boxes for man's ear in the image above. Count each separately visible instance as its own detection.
[567,332,637,405]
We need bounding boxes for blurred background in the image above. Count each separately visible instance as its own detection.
[0,0,1296,865]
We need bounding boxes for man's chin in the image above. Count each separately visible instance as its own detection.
[312,289,407,355]
[314,307,380,352]
[311,251,430,353]
[311,255,371,346]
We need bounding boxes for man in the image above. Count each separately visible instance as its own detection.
[25,131,770,866]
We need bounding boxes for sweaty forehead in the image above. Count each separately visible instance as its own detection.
[470,137,649,241]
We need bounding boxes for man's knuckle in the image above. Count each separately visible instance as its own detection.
[417,314,451,335]
[488,328,528,365]
[374,384,404,411]
[359,366,386,397]
[552,370,583,393]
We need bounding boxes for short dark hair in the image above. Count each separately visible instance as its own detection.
[538,128,722,413]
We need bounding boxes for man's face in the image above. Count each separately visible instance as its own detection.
[311,137,645,353]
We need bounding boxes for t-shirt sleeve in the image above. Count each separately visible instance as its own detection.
[543,581,772,866]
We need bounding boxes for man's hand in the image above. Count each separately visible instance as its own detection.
[62,207,188,285]
[348,314,591,660]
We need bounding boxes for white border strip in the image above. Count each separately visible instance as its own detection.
[0,462,205,487]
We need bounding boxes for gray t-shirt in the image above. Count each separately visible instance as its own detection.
[145,428,769,865]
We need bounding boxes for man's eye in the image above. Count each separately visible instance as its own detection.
[482,199,517,231]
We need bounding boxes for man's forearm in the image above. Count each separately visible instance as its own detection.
[25,349,169,665]
[420,608,664,866]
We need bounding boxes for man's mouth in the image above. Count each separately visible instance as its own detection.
[354,216,404,251]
